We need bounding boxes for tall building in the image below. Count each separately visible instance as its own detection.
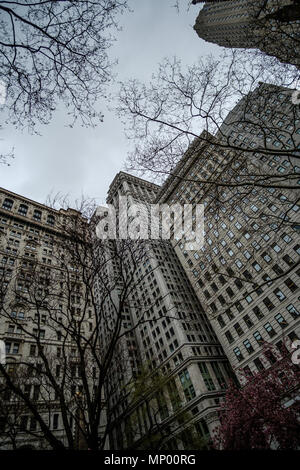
[97,172,233,450]
[156,83,300,380]
[0,188,103,449]
[193,0,300,68]
[1,82,299,450]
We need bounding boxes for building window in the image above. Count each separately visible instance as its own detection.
[226,267,234,277]
[284,278,298,292]
[217,315,225,328]
[211,362,227,389]
[53,414,59,430]
[5,341,20,354]
[293,244,300,255]
[253,306,263,320]
[272,243,281,253]
[33,385,40,401]
[253,331,263,344]
[264,350,277,365]
[243,250,251,260]
[225,330,234,344]
[47,214,55,226]
[226,309,234,321]
[262,252,272,263]
[18,204,28,216]
[243,270,252,280]
[288,331,299,342]
[254,357,264,371]
[274,313,288,328]
[283,255,294,267]
[243,314,253,328]
[235,301,244,313]
[33,209,42,221]
[226,287,234,298]
[233,347,244,362]
[233,322,244,337]
[263,297,275,311]
[282,233,292,244]
[243,339,254,354]
[235,259,243,269]
[274,288,286,301]
[286,303,299,319]
[179,368,196,402]
[252,241,261,251]
[204,290,211,300]
[252,262,262,272]
[2,198,13,211]
[198,362,216,391]
[11,309,25,320]
[33,328,45,339]
[273,264,284,275]
[264,322,276,338]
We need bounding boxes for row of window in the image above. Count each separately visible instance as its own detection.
[226,302,299,344]
[232,321,299,362]
[238,332,299,375]
[2,198,55,225]
[18,413,59,432]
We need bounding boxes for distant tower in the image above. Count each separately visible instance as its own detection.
[193,0,300,68]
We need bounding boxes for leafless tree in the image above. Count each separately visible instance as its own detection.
[0,196,201,450]
[0,0,128,131]
[117,49,300,315]
[241,0,300,69]
[0,196,145,449]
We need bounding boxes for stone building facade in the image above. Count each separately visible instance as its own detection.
[156,83,300,380]
[193,0,299,68]
[0,188,100,449]
[98,172,233,450]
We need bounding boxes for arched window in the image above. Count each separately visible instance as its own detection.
[33,209,42,221]
[2,198,13,210]
[47,214,55,226]
[18,204,28,216]
[11,306,25,320]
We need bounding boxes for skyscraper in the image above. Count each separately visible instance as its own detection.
[97,171,232,450]
[156,83,300,380]
[193,0,299,68]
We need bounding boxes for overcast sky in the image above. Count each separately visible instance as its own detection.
[0,0,221,207]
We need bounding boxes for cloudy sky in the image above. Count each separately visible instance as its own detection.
[0,0,221,207]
